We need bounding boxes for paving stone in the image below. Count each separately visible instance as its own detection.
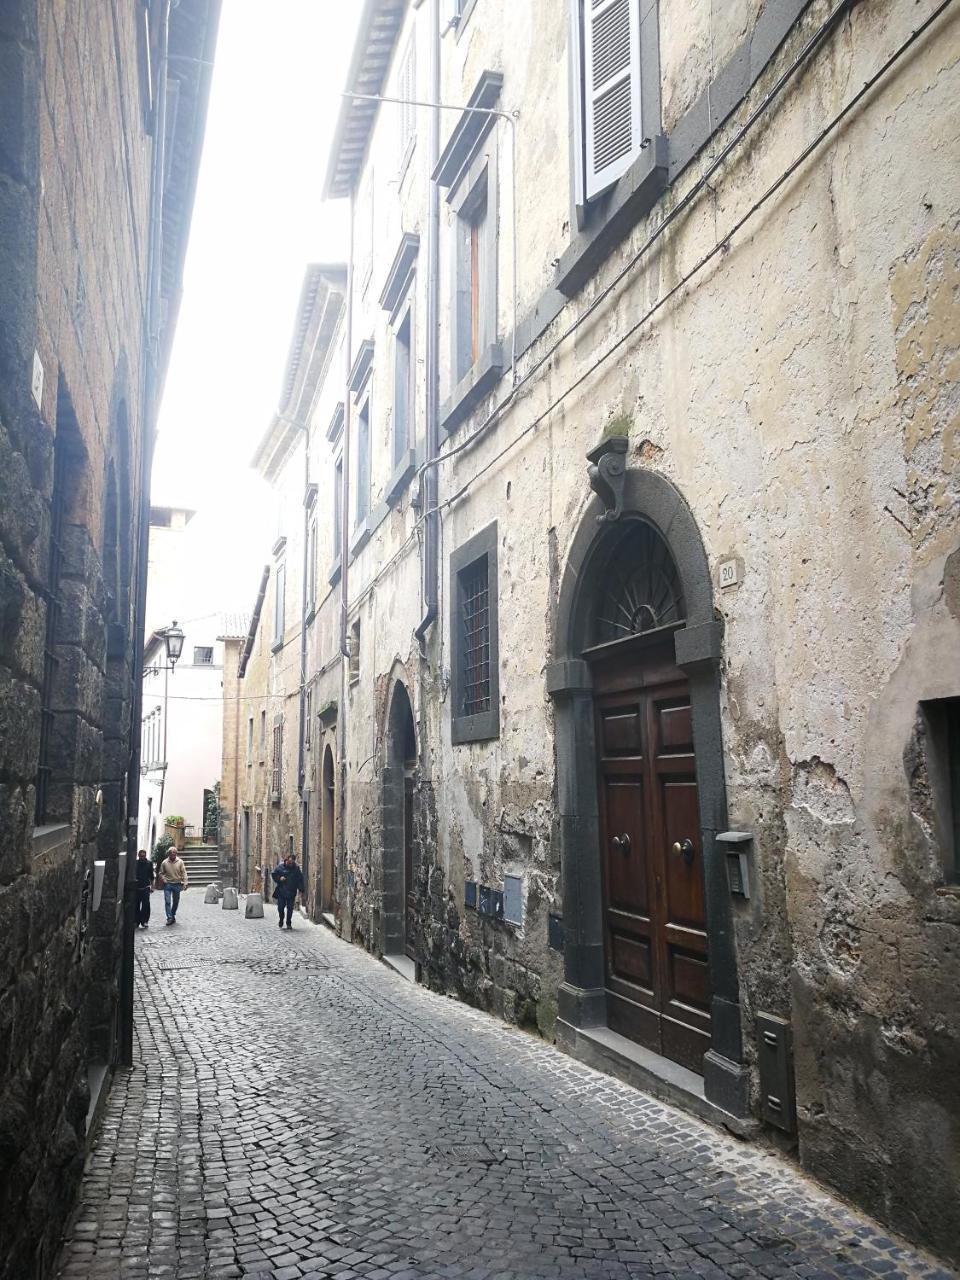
[53,897,951,1279]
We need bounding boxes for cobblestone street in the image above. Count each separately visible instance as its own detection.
[56,897,954,1280]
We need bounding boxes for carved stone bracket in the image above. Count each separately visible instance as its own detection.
[586,435,628,521]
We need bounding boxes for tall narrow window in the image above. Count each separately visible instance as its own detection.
[271,716,283,802]
[450,522,500,744]
[308,516,318,612]
[393,308,412,467]
[304,687,312,750]
[272,558,286,650]
[259,709,267,762]
[453,160,497,385]
[36,385,85,824]
[246,716,254,767]
[397,36,416,171]
[355,396,371,525]
[255,810,263,860]
[333,455,344,561]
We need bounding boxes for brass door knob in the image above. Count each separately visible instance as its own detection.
[612,833,631,854]
[672,838,694,862]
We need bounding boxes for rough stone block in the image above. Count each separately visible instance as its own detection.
[0,666,40,778]
[221,887,238,911]
[244,893,263,919]
[203,884,222,904]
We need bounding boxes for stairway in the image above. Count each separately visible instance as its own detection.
[178,844,221,887]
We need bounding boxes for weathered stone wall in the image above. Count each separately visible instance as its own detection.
[243,0,959,1263]
[0,1,153,1274]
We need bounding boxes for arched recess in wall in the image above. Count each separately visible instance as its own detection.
[381,679,417,960]
[97,376,134,857]
[547,464,750,1119]
[320,743,336,916]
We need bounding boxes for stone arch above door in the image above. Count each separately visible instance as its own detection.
[546,463,750,1120]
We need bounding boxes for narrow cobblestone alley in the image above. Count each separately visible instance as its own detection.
[54,898,954,1280]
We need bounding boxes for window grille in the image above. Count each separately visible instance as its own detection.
[271,717,283,802]
[450,522,499,745]
[193,645,213,665]
[255,810,263,858]
[461,557,490,716]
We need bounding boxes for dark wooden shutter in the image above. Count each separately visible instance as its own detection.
[583,0,642,200]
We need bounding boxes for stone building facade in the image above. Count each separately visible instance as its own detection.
[226,0,959,1262]
[0,3,219,1276]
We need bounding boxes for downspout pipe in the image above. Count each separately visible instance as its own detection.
[297,428,311,797]
[339,195,355,660]
[119,0,173,1069]
[415,0,441,652]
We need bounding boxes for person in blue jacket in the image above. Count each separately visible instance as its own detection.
[271,853,304,930]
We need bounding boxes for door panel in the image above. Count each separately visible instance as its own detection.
[404,775,415,960]
[595,643,712,1075]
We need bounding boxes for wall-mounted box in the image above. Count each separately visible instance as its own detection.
[717,830,752,899]
[757,1011,796,1134]
[548,913,564,952]
[503,875,522,925]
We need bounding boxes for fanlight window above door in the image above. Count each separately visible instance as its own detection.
[592,521,686,645]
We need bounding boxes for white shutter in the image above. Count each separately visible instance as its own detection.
[583,0,642,200]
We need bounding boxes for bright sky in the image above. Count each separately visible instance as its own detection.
[150,2,358,624]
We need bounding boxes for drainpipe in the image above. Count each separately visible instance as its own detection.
[414,0,441,654]
[338,194,356,916]
[297,428,311,797]
[119,0,173,1069]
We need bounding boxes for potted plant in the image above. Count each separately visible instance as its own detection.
[152,833,175,883]
[163,815,186,851]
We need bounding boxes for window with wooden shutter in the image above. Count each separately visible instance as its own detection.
[582,0,642,200]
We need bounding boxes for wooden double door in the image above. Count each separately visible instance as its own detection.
[591,634,711,1073]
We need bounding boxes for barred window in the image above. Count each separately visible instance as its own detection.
[450,522,499,745]
[460,559,490,716]
[271,716,283,803]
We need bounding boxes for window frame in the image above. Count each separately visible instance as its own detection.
[246,716,254,767]
[272,556,286,652]
[450,521,500,745]
[193,645,214,666]
[355,389,372,528]
[393,299,413,469]
[451,148,498,387]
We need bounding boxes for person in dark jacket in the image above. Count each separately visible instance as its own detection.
[134,848,153,928]
[271,854,304,929]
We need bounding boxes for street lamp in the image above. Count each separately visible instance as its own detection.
[163,620,184,668]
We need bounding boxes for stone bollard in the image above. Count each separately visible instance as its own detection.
[203,883,222,904]
[244,893,264,919]
[221,887,239,910]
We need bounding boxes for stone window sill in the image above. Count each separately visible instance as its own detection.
[555,136,668,298]
[385,449,417,508]
[440,343,503,435]
[328,557,342,587]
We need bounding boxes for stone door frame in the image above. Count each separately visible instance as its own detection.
[381,679,416,956]
[546,468,749,1118]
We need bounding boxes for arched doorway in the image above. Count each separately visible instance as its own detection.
[320,744,336,915]
[382,681,416,958]
[585,520,708,1070]
[548,465,749,1117]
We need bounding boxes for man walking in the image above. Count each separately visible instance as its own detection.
[271,853,304,930]
[134,848,153,928]
[159,845,189,925]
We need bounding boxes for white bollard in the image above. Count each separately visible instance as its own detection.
[221,886,239,910]
[203,884,221,904]
[244,893,264,919]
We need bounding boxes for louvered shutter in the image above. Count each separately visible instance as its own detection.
[583,0,642,200]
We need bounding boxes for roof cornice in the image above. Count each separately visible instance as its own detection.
[323,0,408,200]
